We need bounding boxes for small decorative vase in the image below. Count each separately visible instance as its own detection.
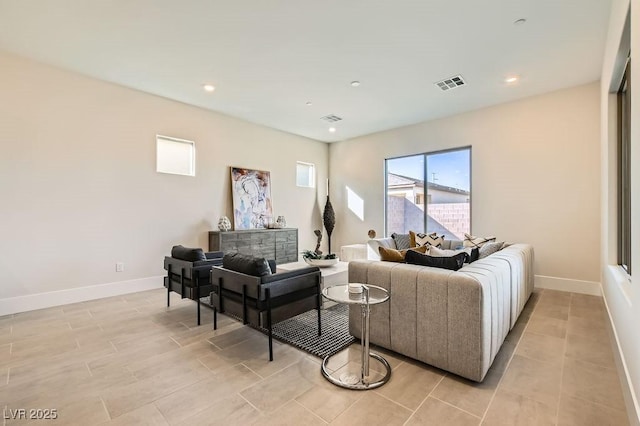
[276,216,286,228]
[218,216,231,231]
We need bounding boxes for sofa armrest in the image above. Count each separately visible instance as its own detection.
[367,237,396,260]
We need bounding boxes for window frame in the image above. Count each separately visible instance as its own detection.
[617,57,631,275]
[384,146,472,238]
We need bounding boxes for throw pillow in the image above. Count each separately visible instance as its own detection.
[478,241,505,259]
[409,231,444,248]
[222,253,273,277]
[171,245,207,262]
[391,232,411,250]
[429,246,472,258]
[463,233,497,248]
[405,250,467,271]
[379,245,428,262]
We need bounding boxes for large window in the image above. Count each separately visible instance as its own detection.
[618,58,631,275]
[385,147,471,239]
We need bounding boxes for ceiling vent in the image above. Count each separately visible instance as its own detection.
[435,75,466,91]
[320,114,343,123]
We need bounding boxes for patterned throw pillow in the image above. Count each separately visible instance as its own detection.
[410,231,444,248]
[463,233,497,248]
[378,245,428,262]
[391,233,411,250]
[478,241,505,259]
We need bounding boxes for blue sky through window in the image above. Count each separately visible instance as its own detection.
[387,149,470,191]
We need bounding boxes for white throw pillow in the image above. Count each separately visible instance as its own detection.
[411,231,444,248]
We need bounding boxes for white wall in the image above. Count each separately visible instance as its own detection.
[0,51,329,304]
[600,0,640,422]
[330,82,601,290]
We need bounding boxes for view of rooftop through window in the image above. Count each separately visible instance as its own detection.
[385,148,471,240]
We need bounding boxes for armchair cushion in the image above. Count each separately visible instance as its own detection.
[223,252,272,277]
[205,251,224,260]
[171,245,207,262]
[260,266,320,284]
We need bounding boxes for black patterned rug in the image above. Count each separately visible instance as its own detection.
[268,304,355,358]
[200,299,355,358]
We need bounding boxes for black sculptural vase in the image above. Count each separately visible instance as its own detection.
[323,195,335,254]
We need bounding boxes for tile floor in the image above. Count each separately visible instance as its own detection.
[0,288,630,425]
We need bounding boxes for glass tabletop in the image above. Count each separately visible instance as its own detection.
[322,284,389,305]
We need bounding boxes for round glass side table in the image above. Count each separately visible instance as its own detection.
[321,284,391,390]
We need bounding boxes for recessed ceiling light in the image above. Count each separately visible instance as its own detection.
[350,81,361,87]
[203,84,215,92]
[328,127,337,133]
[514,18,526,25]
[505,76,519,83]
[306,101,312,106]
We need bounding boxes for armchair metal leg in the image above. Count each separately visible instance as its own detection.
[213,307,217,330]
[242,285,248,325]
[266,288,273,362]
[316,280,322,336]
[166,266,172,307]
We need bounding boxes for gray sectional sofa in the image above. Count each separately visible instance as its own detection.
[348,242,534,382]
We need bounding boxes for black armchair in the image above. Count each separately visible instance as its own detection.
[210,253,322,361]
[163,245,223,325]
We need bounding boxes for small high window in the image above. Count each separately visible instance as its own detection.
[296,161,315,188]
[156,135,195,176]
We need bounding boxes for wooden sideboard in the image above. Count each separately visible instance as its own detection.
[208,228,298,264]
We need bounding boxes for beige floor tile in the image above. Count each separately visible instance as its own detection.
[532,304,569,321]
[557,394,629,426]
[566,315,608,339]
[405,396,480,426]
[101,363,203,418]
[375,360,444,409]
[240,358,321,413]
[208,326,263,350]
[430,371,500,417]
[515,331,565,365]
[568,304,605,321]
[482,389,556,426]
[570,293,604,309]
[296,380,363,422]
[561,357,626,411]
[23,396,110,426]
[538,289,572,304]
[525,315,567,339]
[330,392,412,426]
[564,331,615,368]
[499,354,562,407]
[99,403,169,426]
[154,364,259,425]
[241,342,306,378]
[257,400,326,426]
[175,394,258,426]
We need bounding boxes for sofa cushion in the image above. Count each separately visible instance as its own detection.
[379,245,428,262]
[171,245,207,262]
[222,253,273,277]
[410,231,444,248]
[391,233,411,250]
[479,241,504,259]
[405,250,467,271]
[463,233,497,248]
[428,245,481,264]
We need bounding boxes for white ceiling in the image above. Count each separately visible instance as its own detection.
[0,0,612,142]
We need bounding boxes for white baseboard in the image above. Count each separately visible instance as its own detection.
[0,276,164,316]
[534,275,602,296]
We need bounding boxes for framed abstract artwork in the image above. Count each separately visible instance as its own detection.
[230,167,273,229]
